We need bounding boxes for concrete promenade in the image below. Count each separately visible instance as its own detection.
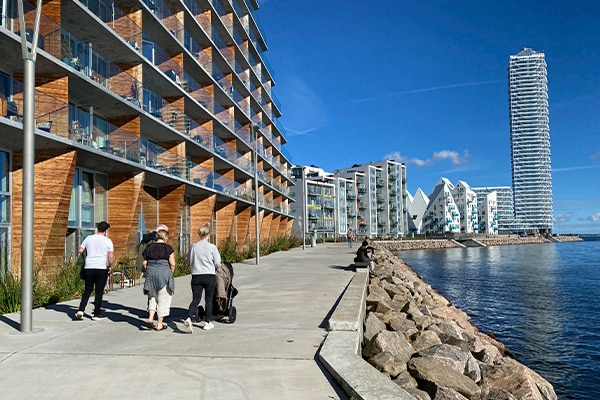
[0,243,360,400]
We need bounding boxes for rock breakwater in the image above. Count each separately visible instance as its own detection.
[362,245,557,399]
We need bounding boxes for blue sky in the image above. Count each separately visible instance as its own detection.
[256,0,600,234]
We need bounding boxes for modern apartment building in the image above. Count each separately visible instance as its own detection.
[452,180,478,234]
[477,190,498,235]
[508,48,553,234]
[0,0,293,272]
[422,177,460,234]
[472,186,514,234]
[289,166,335,240]
[290,160,406,241]
[406,188,429,234]
[335,160,406,239]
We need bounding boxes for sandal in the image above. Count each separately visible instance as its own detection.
[155,324,168,331]
[145,321,154,329]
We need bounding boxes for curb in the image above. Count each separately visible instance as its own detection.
[319,269,417,400]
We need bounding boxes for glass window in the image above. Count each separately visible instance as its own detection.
[0,150,10,275]
[65,168,107,261]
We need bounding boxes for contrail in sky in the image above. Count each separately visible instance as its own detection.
[351,79,506,104]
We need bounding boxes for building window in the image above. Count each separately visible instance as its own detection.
[179,195,191,255]
[0,149,11,276]
[65,168,108,262]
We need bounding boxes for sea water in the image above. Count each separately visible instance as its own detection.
[397,239,600,400]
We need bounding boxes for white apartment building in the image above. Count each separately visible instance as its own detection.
[472,186,515,234]
[406,188,429,234]
[509,48,553,234]
[335,160,406,239]
[452,181,479,234]
[478,191,499,235]
[290,166,335,240]
[423,178,460,234]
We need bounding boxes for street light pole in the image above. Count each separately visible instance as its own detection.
[18,0,42,333]
[252,124,260,265]
[302,166,306,250]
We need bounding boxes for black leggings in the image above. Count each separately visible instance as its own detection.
[187,274,216,322]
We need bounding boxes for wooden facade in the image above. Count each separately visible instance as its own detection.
[0,0,294,273]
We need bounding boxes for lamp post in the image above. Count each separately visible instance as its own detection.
[252,124,260,265]
[18,0,42,333]
[302,166,306,250]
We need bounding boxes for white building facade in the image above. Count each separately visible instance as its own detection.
[509,48,553,234]
[477,191,499,235]
[452,181,479,234]
[423,178,460,234]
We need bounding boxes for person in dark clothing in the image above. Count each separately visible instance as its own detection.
[142,229,175,331]
[136,224,169,275]
[354,240,375,270]
[76,221,114,320]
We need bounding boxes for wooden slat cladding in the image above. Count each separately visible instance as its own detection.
[158,185,186,248]
[140,186,160,233]
[190,194,216,240]
[215,201,236,246]
[11,150,77,271]
[235,205,252,244]
[261,212,273,241]
[271,214,282,238]
[107,173,144,260]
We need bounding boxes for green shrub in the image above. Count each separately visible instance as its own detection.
[0,272,21,314]
[173,254,190,277]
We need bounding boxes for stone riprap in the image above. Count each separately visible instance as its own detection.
[363,245,558,400]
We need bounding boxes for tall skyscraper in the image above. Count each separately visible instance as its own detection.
[508,48,553,234]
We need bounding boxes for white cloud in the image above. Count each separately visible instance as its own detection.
[587,212,600,223]
[384,150,469,167]
[351,79,506,104]
[554,213,573,223]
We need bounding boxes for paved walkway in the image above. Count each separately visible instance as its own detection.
[0,243,357,400]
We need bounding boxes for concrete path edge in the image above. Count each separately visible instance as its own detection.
[319,269,417,400]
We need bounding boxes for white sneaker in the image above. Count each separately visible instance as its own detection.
[76,311,84,320]
[92,313,107,321]
[203,322,214,330]
[183,317,193,334]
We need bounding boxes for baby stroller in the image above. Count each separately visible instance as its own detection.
[196,262,238,323]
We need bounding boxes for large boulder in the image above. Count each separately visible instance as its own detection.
[418,344,481,383]
[411,330,442,353]
[408,357,481,399]
[367,351,407,378]
[363,330,415,363]
[478,359,557,400]
[364,312,386,342]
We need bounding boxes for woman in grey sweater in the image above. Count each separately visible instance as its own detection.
[183,223,221,333]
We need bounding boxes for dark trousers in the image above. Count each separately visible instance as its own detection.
[187,274,216,322]
[78,269,108,315]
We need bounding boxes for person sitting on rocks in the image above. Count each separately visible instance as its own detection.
[354,240,375,270]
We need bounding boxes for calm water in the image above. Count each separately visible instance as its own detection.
[397,239,600,400]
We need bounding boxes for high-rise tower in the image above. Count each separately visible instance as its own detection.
[508,48,553,234]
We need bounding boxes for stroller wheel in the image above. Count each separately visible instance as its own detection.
[228,306,237,323]
[196,306,205,323]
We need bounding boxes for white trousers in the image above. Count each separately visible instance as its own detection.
[146,286,173,317]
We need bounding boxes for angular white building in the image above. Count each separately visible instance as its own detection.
[452,181,479,234]
[406,188,429,234]
[477,191,499,235]
[508,48,553,234]
[473,186,514,234]
[423,178,460,234]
